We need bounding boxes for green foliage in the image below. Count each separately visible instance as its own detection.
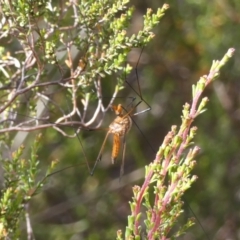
[0,0,168,238]
[0,134,57,238]
[0,0,167,138]
[121,49,234,239]
[0,0,236,239]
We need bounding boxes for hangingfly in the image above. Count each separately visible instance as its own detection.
[91,103,142,180]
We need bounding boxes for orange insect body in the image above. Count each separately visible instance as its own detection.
[91,103,134,177]
[109,104,132,163]
[112,134,120,163]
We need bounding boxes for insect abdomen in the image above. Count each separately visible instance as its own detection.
[112,134,120,164]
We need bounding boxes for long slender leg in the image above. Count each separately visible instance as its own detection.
[125,47,151,115]
[91,131,110,175]
[76,133,91,173]
[120,100,142,119]
[119,134,127,181]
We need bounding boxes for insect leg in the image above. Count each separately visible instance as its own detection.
[90,131,111,175]
[125,47,152,116]
[119,134,127,182]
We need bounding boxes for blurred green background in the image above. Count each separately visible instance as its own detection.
[18,0,240,239]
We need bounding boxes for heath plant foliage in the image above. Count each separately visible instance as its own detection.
[0,0,168,238]
[116,49,235,239]
[0,1,168,136]
[0,0,235,239]
[0,134,57,239]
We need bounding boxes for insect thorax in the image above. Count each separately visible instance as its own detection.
[109,115,132,136]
